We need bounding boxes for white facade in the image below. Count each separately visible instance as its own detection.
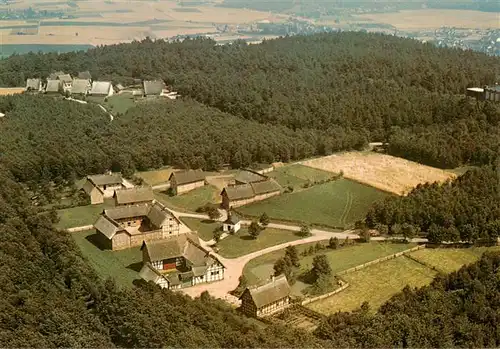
[223,221,241,233]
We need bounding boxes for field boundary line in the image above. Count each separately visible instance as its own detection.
[404,252,442,273]
[336,244,426,276]
[339,191,352,227]
[301,282,350,306]
[66,225,94,233]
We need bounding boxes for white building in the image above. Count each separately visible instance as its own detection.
[223,214,241,233]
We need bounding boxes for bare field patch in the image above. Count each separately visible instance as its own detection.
[0,87,25,95]
[300,152,456,195]
[353,9,500,30]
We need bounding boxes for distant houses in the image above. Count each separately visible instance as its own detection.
[239,275,291,317]
[143,80,166,96]
[221,180,282,209]
[93,201,181,250]
[466,85,500,102]
[82,173,126,205]
[25,78,43,92]
[139,233,225,289]
[169,169,206,195]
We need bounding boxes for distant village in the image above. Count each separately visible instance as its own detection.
[25,71,179,100]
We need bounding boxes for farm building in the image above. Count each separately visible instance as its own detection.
[78,71,92,80]
[25,78,42,92]
[466,85,500,102]
[45,80,61,94]
[89,81,114,96]
[94,201,181,250]
[82,173,125,204]
[57,74,73,92]
[71,79,91,96]
[223,213,241,233]
[169,169,206,195]
[140,234,225,289]
[114,186,154,206]
[250,164,274,175]
[143,80,166,96]
[234,169,268,185]
[49,71,64,80]
[239,275,291,317]
[221,180,282,209]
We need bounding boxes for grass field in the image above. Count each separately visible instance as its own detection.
[181,217,221,241]
[216,227,301,258]
[103,94,137,114]
[239,178,388,228]
[0,44,92,58]
[56,203,107,229]
[307,256,437,314]
[137,168,177,186]
[243,241,414,288]
[301,152,455,196]
[409,246,500,273]
[71,229,142,288]
[155,185,220,212]
[269,164,335,190]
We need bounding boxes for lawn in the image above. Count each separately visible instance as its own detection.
[409,246,500,273]
[104,94,137,114]
[137,168,177,186]
[155,185,220,212]
[216,227,301,258]
[71,229,142,288]
[243,242,415,292]
[238,178,388,228]
[181,217,222,241]
[307,256,437,315]
[269,164,335,189]
[56,203,107,229]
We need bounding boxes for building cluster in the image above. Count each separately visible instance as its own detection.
[25,72,179,99]
[466,85,500,102]
[82,172,224,290]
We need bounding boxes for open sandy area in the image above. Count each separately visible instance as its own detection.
[300,152,456,195]
[352,9,500,30]
[0,87,25,95]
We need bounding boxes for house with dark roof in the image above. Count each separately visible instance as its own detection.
[113,186,154,206]
[78,71,92,80]
[93,201,181,250]
[82,173,125,204]
[139,233,224,289]
[143,80,166,96]
[26,78,42,92]
[223,213,241,233]
[89,81,114,97]
[45,79,61,94]
[221,180,282,209]
[239,275,291,317]
[71,78,91,96]
[169,169,206,195]
[234,169,268,185]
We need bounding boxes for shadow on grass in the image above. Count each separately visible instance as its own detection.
[201,219,215,224]
[85,233,109,251]
[297,270,316,285]
[239,235,256,241]
[126,262,143,272]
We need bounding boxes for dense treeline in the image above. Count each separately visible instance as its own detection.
[1,33,499,168]
[365,166,500,243]
[0,166,327,347]
[0,95,366,182]
[315,251,500,347]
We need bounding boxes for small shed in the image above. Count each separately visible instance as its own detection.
[239,275,291,317]
[223,213,241,233]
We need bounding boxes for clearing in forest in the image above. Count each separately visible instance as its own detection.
[137,167,178,186]
[268,164,335,190]
[238,178,388,228]
[300,152,456,195]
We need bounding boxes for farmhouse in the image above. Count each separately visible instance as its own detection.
[234,169,268,185]
[139,234,225,289]
[45,80,61,94]
[82,173,125,204]
[251,163,274,175]
[57,74,73,92]
[71,79,91,96]
[239,275,291,317]
[143,80,166,96]
[89,81,114,97]
[113,186,154,206]
[221,180,282,209]
[466,85,500,102]
[169,169,206,195]
[77,71,92,80]
[223,213,241,233]
[26,78,42,92]
[94,201,181,250]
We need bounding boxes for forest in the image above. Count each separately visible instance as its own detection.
[0,33,499,169]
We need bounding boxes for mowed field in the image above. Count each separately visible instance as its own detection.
[155,184,220,212]
[239,178,389,228]
[351,9,500,30]
[269,164,335,190]
[300,152,456,196]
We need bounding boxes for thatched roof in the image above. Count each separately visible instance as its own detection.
[71,79,90,94]
[251,180,282,195]
[90,81,112,95]
[234,169,267,184]
[87,174,123,186]
[114,186,154,205]
[57,74,73,83]
[78,71,92,80]
[143,80,165,96]
[241,275,291,309]
[26,78,41,90]
[222,180,281,201]
[45,80,60,93]
[104,204,150,221]
[94,215,121,239]
[169,169,205,186]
